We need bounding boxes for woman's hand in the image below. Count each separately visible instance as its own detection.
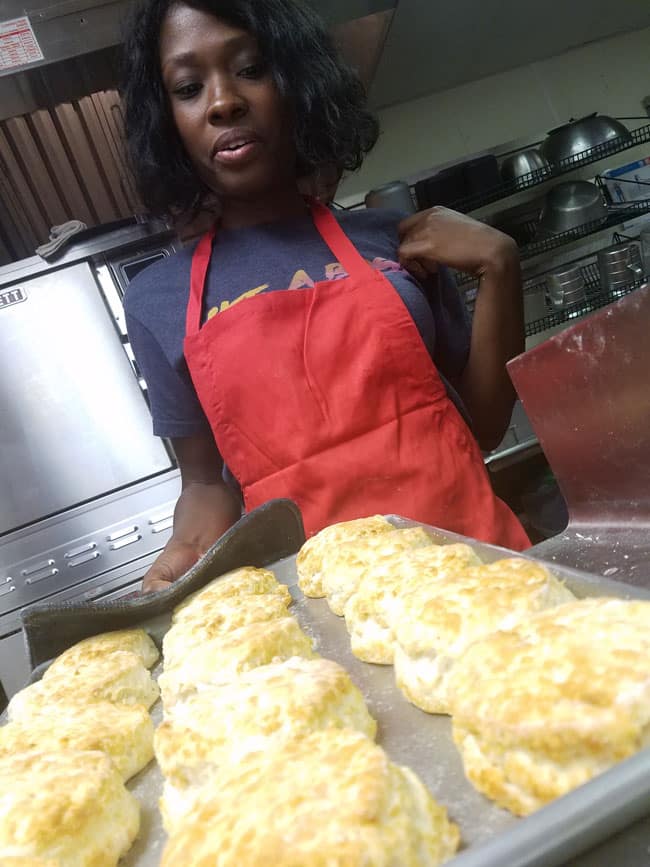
[141,434,241,594]
[141,537,204,594]
[141,479,241,593]
[398,206,518,282]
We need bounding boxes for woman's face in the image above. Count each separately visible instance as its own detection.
[159,3,296,202]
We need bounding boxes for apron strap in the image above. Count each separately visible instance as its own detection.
[309,200,379,281]
[186,226,216,336]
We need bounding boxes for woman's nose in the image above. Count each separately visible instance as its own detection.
[206,81,248,124]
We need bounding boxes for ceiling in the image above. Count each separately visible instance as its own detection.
[368,0,650,108]
[2,0,649,121]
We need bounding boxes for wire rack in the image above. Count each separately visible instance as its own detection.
[523,262,646,336]
[464,256,647,338]
[447,123,650,214]
[455,197,650,289]
[518,199,650,260]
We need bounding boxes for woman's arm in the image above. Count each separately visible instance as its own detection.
[141,433,241,593]
[398,207,524,450]
[456,243,523,449]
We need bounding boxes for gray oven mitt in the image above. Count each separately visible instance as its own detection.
[20,498,305,673]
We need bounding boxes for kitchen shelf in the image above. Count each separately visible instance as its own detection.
[455,197,650,289]
[524,262,645,337]
[463,249,647,338]
[519,198,650,260]
[448,123,650,215]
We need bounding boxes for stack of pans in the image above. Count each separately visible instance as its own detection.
[597,242,644,296]
[546,265,587,310]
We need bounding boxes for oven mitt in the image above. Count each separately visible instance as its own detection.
[36,220,88,259]
[21,498,305,672]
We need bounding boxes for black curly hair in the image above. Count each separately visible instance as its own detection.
[121,0,379,215]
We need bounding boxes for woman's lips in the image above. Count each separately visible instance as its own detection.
[211,140,260,166]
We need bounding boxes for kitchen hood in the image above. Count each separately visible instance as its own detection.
[0,0,396,120]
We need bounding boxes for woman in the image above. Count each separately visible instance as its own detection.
[121,0,529,593]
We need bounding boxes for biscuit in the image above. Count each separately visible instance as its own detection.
[345,543,481,664]
[160,729,459,866]
[0,749,139,866]
[8,651,159,721]
[393,558,575,714]
[296,515,394,597]
[44,628,159,677]
[156,657,377,831]
[172,566,291,624]
[158,617,316,707]
[322,526,435,616]
[0,701,154,782]
[448,598,650,815]
[163,593,292,668]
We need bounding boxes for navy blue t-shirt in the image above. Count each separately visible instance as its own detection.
[124,207,472,441]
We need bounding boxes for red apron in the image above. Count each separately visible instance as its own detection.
[184,201,529,549]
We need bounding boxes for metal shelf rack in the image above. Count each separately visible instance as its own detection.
[523,262,645,337]
[518,198,650,261]
[455,198,650,289]
[464,252,647,338]
[448,123,650,214]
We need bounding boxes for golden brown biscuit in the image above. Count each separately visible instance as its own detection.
[344,543,481,664]
[156,657,377,831]
[8,651,159,721]
[158,617,316,707]
[44,628,159,677]
[449,597,650,816]
[0,749,140,866]
[322,526,435,616]
[172,566,290,624]
[163,593,292,667]
[0,701,154,782]
[393,558,575,714]
[160,729,459,866]
[296,515,394,597]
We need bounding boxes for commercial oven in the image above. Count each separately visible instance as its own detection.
[0,220,183,696]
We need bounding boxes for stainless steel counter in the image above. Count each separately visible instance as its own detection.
[531,525,650,588]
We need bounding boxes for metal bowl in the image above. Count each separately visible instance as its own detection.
[500,149,551,185]
[540,114,631,165]
[538,181,608,236]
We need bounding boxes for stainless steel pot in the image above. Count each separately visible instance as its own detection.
[500,149,551,185]
[365,181,416,214]
[540,114,631,165]
[538,181,608,236]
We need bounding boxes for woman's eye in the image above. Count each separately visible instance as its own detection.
[173,82,202,99]
[238,62,265,79]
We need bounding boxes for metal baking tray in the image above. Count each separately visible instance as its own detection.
[11,516,650,867]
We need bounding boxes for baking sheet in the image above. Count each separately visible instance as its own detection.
[8,517,650,866]
[121,520,650,867]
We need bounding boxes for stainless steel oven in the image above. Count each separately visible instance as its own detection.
[0,220,184,696]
